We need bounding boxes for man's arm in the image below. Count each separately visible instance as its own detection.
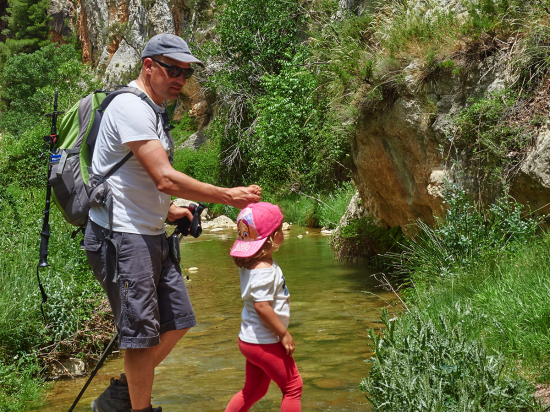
[127,139,261,209]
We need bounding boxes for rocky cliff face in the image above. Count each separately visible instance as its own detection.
[68,0,214,129]
[350,41,550,231]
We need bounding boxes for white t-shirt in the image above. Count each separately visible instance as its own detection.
[89,81,174,235]
[239,261,291,344]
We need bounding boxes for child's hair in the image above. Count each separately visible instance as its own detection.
[233,224,282,269]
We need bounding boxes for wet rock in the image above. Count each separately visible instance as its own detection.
[282,222,291,231]
[48,358,86,378]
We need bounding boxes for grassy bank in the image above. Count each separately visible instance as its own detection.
[0,185,109,412]
[360,188,549,410]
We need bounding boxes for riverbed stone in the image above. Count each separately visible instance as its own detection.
[48,358,86,378]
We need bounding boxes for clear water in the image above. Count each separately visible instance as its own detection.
[37,227,395,411]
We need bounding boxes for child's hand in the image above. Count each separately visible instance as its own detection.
[281,331,295,356]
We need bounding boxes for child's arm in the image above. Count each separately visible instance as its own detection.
[254,301,295,356]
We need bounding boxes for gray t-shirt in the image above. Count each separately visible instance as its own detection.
[89,81,174,235]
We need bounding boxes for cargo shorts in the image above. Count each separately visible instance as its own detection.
[83,220,197,349]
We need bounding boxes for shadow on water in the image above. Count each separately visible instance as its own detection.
[37,226,397,411]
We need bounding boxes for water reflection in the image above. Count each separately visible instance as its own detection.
[37,227,396,411]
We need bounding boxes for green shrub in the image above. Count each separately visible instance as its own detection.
[0,43,101,188]
[172,137,222,186]
[275,182,356,228]
[0,43,100,136]
[453,89,532,182]
[414,233,550,374]
[215,0,302,90]
[0,358,46,412]
[0,185,102,411]
[384,186,540,280]
[361,308,543,411]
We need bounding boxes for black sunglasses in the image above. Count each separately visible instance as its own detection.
[150,58,194,79]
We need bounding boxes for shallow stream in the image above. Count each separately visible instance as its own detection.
[37,227,395,411]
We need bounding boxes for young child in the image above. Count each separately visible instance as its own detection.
[225,202,303,412]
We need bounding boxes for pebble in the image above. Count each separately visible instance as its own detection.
[297,235,303,239]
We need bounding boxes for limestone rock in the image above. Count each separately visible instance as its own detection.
[181,131,208,150]
[352,51,512,228]
[48,358,86,378]
[48,0,76,41]
[510,124,550,216]
[202,215,237,230]
[171,198,209,219]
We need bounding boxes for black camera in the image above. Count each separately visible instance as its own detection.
[168,202,206,263]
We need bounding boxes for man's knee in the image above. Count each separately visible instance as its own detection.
[164,327,188,341]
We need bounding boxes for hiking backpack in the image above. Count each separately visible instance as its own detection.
[49,87,171,228]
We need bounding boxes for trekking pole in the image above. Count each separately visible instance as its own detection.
[67,332,119,412]
[37,89,61,321]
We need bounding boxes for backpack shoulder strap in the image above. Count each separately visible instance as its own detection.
[99,87,171,132]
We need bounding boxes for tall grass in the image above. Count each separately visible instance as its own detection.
[274,182,356,229]
[362,309,544,412]
[0,185,103,411]
[362,187,548,409]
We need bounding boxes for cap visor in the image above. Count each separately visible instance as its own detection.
[230,238,268,258]
[164,52,205,67]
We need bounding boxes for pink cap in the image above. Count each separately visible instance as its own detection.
[230,202,284,258]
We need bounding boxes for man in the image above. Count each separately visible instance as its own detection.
[83,33,261,412]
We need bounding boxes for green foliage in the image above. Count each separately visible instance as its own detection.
[0,185,101,411]
[170,112,199,145]
[361,308,543,411]
[378,2,459,58]
[172,137,222,186]
[452,89,533,182]
[384,186,540,280]
[216,0,302,90]
[199,0,354,195]
[235,53,349,192]
[463,0,532,35]
[332,215,404,261]
[0,358,47,412]
[0,43,101,188]
[0,0,51,71]
[275,181,356,228]
[517,25,550,90]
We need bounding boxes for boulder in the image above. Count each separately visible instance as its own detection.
[181,131,208,150]
[171,198,209,220]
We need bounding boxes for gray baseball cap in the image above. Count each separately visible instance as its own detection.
[141,33,204,67]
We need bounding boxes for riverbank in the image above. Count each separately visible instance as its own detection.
[360,188,550,411]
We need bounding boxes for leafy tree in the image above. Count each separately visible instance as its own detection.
[0,0,51,70]
[216,0,302,91]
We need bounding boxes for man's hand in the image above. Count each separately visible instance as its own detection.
[167,203,194,226]
[228,185,262,209]
[280,331,295,356]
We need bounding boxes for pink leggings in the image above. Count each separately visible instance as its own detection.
[225,339,303,412]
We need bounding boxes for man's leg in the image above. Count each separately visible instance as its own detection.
[124,329,188,409]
